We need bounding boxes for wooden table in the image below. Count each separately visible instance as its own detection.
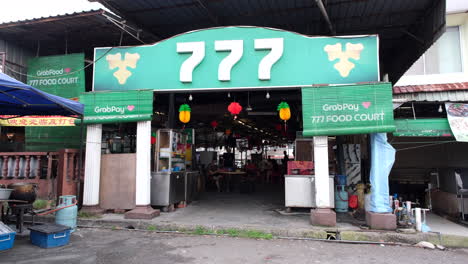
[219,171,246,192]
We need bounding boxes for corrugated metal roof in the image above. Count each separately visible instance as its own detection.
[393,90,468,102]
[394,83,468,94]
[95,0,446,83]
[0,9,153,56]
[0,9,104,26]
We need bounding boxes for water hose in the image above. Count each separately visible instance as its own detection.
[36,201,78,216]
[338,191,349,202]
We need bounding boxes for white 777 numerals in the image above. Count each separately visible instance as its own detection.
[177,38,284,82]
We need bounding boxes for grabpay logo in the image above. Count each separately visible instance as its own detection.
[106,52,140,85]
[94,105,136,115]
[324,43,364,77]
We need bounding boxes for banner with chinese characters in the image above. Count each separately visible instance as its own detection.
[393,119,453,137]
[302,83,395,136]
[0,116,77,126]
[93,26,378,91]
[445,103,468,142]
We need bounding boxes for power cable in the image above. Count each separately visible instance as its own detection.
[3,47,115,79]
[394,141,456,152]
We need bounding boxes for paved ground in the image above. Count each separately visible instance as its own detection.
[2,228,468,264]
[99,187,361,231]
[95,188,468,237]
[426,213,468,236]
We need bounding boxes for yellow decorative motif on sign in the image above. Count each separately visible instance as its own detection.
[324,43,364,77]
[106,52,140,84]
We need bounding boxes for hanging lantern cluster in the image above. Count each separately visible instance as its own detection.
[277,102,291,122]
[178,104,191,124]
[228,102,242,119]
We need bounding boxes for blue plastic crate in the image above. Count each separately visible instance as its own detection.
[0,222,16,251]
[29,224,71,249]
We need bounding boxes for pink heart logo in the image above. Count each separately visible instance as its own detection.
[64,68,71,73]
[362,102,371,109]
[127,105,135,111]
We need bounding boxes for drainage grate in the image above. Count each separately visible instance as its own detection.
[326,231,340,240]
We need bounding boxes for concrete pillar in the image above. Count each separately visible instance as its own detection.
[310,136,336,226]
[135,120,152,205]
[82,124,104,213]
[125,121,159,219]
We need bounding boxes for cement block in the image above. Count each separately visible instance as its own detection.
[125,206,160,219]
[366,211,396,230]
[310,208,336,227]
[80,205,106,215]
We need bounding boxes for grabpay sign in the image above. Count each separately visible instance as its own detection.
[79,90,153,124]
[27,53,85,98]
[302,83,395,136]
[93,26,379,91]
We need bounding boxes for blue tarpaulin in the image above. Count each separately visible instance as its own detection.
[369,133,395,213]
[0,72,83,116]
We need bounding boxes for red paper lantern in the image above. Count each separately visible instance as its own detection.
[228,102,242,119]
[210,120,218,129]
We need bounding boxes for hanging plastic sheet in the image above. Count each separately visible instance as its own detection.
[369,133,395,213]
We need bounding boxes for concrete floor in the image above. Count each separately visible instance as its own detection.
[93,186,468,238]
[100,186,361,232]
[2,228,468,264]
[426,213,468,237]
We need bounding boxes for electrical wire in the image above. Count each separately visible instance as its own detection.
[3,46,115,79]
[394,141,456,152]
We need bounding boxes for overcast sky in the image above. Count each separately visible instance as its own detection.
[0,0,467,24]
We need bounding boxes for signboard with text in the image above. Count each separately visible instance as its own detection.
[93,26,379,91]
[79,90,153,124]
[27,53,85,98]
[446,103,468,142]
[302,83,395,136]
[0,116,76,126]
[394,119,453,137]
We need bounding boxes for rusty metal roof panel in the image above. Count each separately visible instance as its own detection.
[0,9,106,27]
[394,91,468,102]
[0,9,153,55]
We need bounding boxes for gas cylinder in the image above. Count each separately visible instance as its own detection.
[334,185,348,213]
[55,195,78,232]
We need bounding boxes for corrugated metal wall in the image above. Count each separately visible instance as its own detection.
[0,38,33,83]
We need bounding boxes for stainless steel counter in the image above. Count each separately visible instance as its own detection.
[151,171,185,206]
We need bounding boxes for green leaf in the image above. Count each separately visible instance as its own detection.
[277,101,290,111]
[179,104,191,112]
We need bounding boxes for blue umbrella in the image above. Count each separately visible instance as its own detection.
[0,72,83,116]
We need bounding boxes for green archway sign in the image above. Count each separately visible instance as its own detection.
[93,26,379,91]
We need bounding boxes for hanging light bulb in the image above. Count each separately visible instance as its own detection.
[246,92,252,111]
[189,94,193,101]
[266,92,270,99]
[228,92,231,98]
[438,105,443,113]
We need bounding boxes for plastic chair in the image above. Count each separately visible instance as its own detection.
[455,171,468,221]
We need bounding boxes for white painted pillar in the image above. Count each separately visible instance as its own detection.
[83,124,102,206]
[135,120,152,206]
[313,136,331,208]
